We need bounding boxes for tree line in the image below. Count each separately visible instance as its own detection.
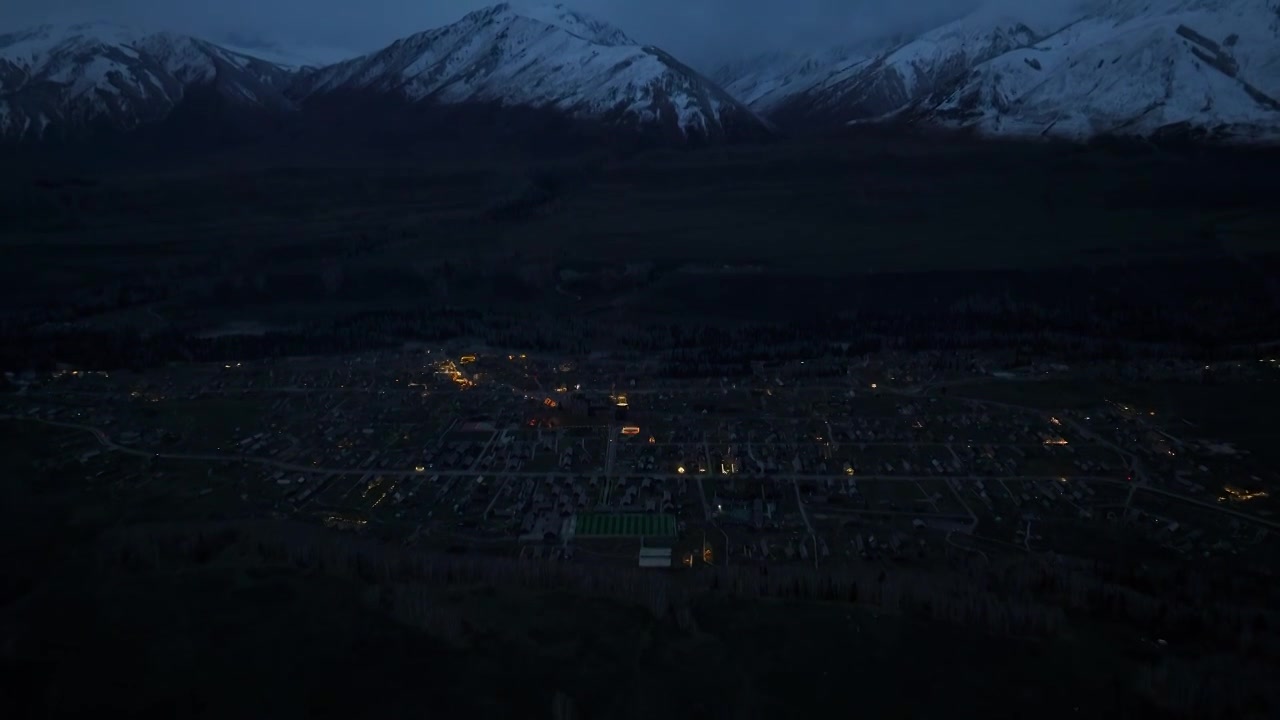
[3,291,1273,375]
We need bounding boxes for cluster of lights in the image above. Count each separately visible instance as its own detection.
[325,514,368,527]
[1221,485,1269,503]
[436,359,476,389]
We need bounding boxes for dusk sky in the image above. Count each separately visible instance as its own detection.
[0,0,998,68]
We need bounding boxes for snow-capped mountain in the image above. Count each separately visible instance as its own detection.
[928,0,1280,140]
[290,3,767,141]
[214,39,359,70]
[6,1,1278,147]
[0,23,295,141]
[716,5,1068,129]
[0,4,765,145]
[718,0,1280,140]
[713,38,902,116]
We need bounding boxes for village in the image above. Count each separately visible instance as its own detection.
[3,346,1278,573]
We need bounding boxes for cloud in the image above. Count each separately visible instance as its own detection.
[0,0,994,68]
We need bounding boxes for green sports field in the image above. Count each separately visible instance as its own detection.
[574,513,677,538]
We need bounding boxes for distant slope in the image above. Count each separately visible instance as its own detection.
[712,37,903,117]
[716,0,1280,141]
[928,0,1280,140]
[0,4,767,149]
[0,23,295,141]
[291,3,768,142]
[716,5,1066,132]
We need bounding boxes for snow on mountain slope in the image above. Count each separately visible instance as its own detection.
[8,1,1274,146]
[511,2,637,46]
[719,5,1070,127]
[293,3,766,139]
[854,9,1052,105]
[215,41,359,70]
[718,0,1280,140]
[930,0,1280,139]
[0,23,295,140]
[0,4,765,145]
[712,40,892,115]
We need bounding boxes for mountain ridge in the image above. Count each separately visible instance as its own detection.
[3,1,1279,148]
[0,4,769,147]
[0,23,296,141]
[717,0,1280,141]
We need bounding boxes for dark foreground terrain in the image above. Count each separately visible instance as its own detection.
[3,133,1279,718]
[2,132,1278,367]
[2,409,1277,720]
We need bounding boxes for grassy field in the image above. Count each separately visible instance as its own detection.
[575,512,678,538]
